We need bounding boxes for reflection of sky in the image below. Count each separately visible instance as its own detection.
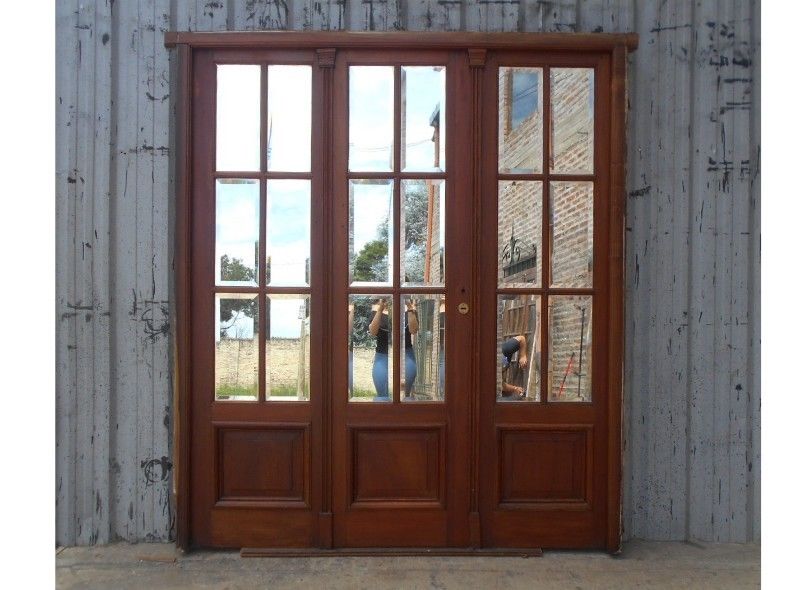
[267,179,310,286]
[269,297,307,339]
[402,66,445,171]
[349,66,445,172]
[216,180,259,284]
[217,65,260,171]
[268,66,311,171]
[349,67,393,171]
[351,181,392,262]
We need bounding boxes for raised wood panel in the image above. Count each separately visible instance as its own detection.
[497,426,592,506]
[350,427,445,505]
[215,423,309,506]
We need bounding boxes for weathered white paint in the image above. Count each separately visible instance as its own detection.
[55,0,760,545]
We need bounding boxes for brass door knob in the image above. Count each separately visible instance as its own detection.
[458,302,469,314]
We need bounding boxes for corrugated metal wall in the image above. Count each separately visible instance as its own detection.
[55,0,760,545]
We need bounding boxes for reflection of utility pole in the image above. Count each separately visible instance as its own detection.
[577,305,586,399]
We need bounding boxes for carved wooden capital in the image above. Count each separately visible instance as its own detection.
[317,48,336,68]
[467,48,487,68]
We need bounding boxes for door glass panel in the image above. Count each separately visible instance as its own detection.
[349,66,394,172]
[349,179,393,286]
[498,67,543,174]
[497,180,541,287]
[401,66,445,172]
[401,295,445,402]
[267,65,311,172]
[401,179,445,287]
[266,295,310,401]
[550,68,594,174]
[216,65,261,172]
[216,179,259,287]
[348,295,393,402]
[549,296,592,402]
[550,181,593,288]
[215,293,259,401]
[497,295,541,402]
[266,179,311,287]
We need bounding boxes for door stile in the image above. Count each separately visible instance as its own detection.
[314,47,336,549]
[466,48,487,548]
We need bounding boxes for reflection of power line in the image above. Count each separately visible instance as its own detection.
[348,137,433,152]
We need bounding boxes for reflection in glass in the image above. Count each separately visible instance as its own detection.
[401,295,445,402]
[266,180,310,286]
[267,65,312,172]
[550,68,594,174]
[549,296,592,402]
[349,66,394,171]
[348,295,393,402]
[266,295,310,401]
[216,179,259,286]
[497,181,541,287]
[497,294,541,402]
[401,66,446,172]
[498,67,543,174]
[550,182,593,288]
[401,180,444,286]
[215,294,259,401]
[349,180,393,286]
[216,65,261,172]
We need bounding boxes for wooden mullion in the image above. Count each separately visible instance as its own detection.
[258,66,268,404]
[392,65,402,404]
[540,65,552,404]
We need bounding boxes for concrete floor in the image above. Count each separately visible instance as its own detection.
[56,540,760,589]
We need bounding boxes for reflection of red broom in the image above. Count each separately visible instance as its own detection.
[557,352,575,399]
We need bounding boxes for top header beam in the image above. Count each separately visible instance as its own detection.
[164,31,638,52]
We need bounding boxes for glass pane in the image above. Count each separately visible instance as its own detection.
[497,295,541,402]
[549,296,592,402]
[266,295,310,401]
[401,66,445,172]
[402,179,445,287]
[349,295,393,402]
[267,65,311,172]
[216,65,261,172]
[215,294,259,401]
[498,67,543,174]
[349,179,393,286]
[550,68,594,174]
[401,295,445,402]
[266,179,310,286]
[550,181,593,288]
[349,66,394,172]
[216,179,259,287]
[497,181,541,287]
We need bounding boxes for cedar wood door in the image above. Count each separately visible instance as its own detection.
[181,35,628,551]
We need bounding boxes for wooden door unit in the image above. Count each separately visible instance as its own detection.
[169,32,636,553]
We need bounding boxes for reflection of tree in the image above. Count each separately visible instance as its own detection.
[353,217,389,282]
[403,183,429,282]
[219,255,257,339]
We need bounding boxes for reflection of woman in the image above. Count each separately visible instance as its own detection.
[368,299,390,400]
[404,299,419,399]
[438,297,445,397]
[348,303,355,393]
[500,335,528,399]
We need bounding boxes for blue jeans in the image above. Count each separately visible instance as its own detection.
[405,348,417,394]
[372,352,389,401]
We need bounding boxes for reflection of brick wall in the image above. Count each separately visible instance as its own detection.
[497,68,594,401]
[215,338,257,390]
[215,338,310,397]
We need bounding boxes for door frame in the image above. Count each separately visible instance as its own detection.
[167,31,637,552]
